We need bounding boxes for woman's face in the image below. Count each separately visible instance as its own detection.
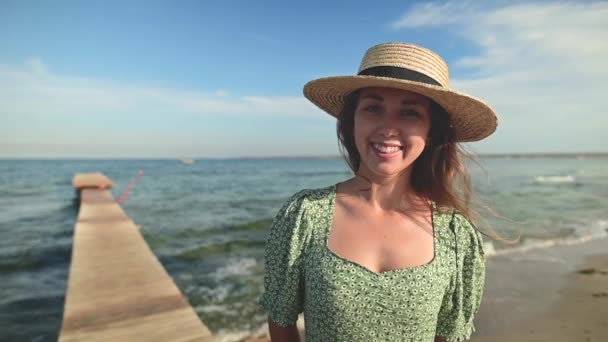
[354,87,432,180]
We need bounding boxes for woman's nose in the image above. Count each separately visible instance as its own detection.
[379,113,400,131]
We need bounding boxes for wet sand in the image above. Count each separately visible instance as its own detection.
[244,237,608,342]
[470,237,608,342]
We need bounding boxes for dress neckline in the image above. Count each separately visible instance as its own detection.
[323,183,439,276]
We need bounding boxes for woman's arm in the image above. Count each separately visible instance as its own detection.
[268,318,301,342]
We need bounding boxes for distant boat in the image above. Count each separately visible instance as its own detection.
[179,158,195,165]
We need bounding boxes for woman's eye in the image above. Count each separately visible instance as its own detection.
[364,104,382,113]
[401,109,420,118]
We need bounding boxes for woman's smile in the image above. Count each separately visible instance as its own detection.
[370,142,404,160]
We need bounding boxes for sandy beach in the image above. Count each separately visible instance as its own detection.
[244,237,608,342]
[470,237,608,342]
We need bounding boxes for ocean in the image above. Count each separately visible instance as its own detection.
[0,156,606,341]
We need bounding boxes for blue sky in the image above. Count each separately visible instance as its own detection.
[1,0,607,158]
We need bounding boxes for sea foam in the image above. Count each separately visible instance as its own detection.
[534,175,576,184]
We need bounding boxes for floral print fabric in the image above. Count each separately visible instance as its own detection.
[258,184,485,342]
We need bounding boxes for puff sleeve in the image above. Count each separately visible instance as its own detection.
[436,213,486,341]
[258,190,310,326]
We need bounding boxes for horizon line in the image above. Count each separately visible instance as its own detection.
[1,152,608,160]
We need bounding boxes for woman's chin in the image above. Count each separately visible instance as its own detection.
[361,154,421,178]
[361,161,411,179]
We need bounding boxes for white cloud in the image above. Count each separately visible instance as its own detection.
[25,58,48,76]
[213,89,229,97]
[0,59,319,119]
[391,1,608,152]
[391,1,476,29]
[0,59,333,157]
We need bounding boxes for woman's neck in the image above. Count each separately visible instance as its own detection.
[351,170,423,213]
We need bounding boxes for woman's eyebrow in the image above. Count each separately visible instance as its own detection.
[401,99,425,106]
[360,93,383,101]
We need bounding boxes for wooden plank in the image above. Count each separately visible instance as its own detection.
[72,173,115,190]
[60,177,213,342]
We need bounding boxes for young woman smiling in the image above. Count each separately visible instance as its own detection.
[259,42,498,342]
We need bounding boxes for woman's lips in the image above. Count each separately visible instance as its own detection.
[370,142,403,160]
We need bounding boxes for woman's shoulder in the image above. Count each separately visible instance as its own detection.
[433,205,475,230]
[434,205,483,243]
[443,208,486,258]
[269,184,335,240]
[282,183,336,208]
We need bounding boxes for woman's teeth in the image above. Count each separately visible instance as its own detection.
[372,143,402,153]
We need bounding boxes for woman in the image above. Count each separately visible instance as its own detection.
[259,42,498,342]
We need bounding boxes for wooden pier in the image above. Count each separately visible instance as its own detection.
[59,173,214,342]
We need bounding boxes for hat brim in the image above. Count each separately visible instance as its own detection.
[303,75,498,142]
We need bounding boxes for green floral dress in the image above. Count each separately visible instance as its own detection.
[258,184,485,342]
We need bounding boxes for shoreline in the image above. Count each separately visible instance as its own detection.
[240,236,608,342]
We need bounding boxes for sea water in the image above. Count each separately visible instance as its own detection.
[0,157,606,341]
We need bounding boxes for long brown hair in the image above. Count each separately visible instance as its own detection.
[336,89,478,222]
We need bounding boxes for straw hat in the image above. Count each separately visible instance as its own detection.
[303,42,498,142]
